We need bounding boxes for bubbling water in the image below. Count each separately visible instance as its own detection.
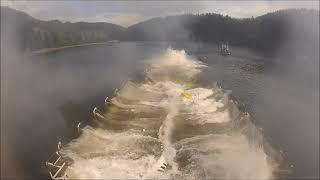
[60,48,285,179]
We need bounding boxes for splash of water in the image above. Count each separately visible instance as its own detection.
[60,48,285,179]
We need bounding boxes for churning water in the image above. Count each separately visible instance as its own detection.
[59,49,287,179]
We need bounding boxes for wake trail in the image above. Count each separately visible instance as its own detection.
[158,98,179,173]
[57,48,287,179]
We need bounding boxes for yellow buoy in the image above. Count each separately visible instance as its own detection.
[180,92,193,100]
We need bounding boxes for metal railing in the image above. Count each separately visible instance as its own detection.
[45,143,68,180]
[44,78,173,179]
[45,97,109,179]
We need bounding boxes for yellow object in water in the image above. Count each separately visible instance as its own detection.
[180,92,193,99]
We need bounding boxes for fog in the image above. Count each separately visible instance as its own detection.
[1,22,146,178]
[246,12,319,179]
[1,9,319,179]
[166,11,319,179]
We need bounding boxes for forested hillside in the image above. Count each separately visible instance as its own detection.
[1,6,318,52]
[125,9,319,52]
[1,6,125,51]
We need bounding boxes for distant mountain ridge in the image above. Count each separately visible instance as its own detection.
[1,6,319,52]
[125,9,319,52]
[1,6,125,51]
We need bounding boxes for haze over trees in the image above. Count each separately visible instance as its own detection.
[1,7,125,51]
[1,6,319,52]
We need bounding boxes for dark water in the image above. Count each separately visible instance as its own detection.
[1,42,318,179]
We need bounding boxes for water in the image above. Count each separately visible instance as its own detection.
[1,42,318,179]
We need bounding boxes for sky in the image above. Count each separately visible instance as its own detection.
[1,1,319,27]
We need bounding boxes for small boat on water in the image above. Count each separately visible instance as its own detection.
[219,42,231,56]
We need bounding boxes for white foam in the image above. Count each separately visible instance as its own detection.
[149,48,205,69]
[158,97,179,172]
[60,48,278,179]
[175,134,274,179]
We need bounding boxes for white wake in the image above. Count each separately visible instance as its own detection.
[60,48,284,179]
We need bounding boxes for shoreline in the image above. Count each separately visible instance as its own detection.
[29,42,111,56]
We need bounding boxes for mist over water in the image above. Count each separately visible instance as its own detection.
[1,39,318,179]
[1,9,318,179]
[59,49,285,179]
[0,42,166,178]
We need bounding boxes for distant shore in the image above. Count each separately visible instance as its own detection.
[30,42,111,55]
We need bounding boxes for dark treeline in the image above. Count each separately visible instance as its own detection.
[1,7,125,51]
[125,9,318,52]
[1,6,319,52]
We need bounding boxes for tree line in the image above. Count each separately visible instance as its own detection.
[1,6,318,52]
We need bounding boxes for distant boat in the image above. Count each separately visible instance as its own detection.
[219,42,231,56]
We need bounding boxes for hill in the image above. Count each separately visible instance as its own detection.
[1,6,125,51]
[125,9,319,52]
[1,6,318,52]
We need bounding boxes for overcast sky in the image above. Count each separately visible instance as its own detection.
[1,1,319,27]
